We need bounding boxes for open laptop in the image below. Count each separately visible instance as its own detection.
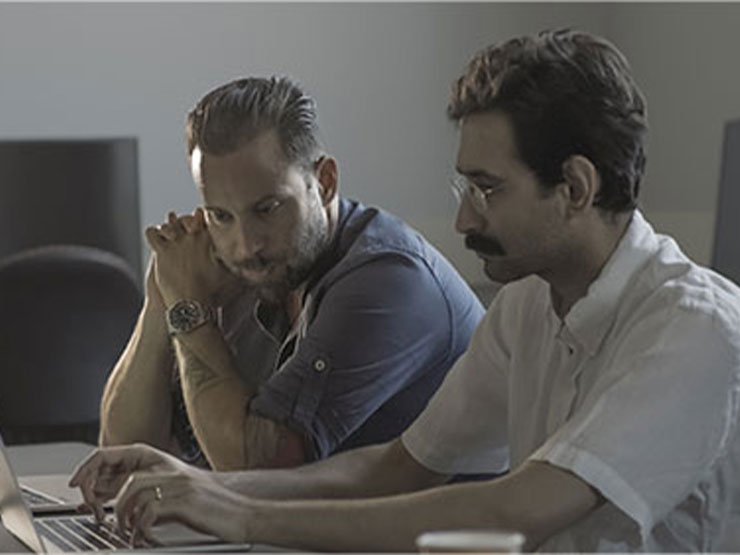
[0,435,253,553]
[18,476,80,515]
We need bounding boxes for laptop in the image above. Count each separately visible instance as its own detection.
[19,477,80,514]
[0,435,254,553]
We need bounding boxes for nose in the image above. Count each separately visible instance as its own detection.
[454,195,485,236]
[229,221,265,262]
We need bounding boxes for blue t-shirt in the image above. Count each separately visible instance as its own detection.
[172,198,484,463]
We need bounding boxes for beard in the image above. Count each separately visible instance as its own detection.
[255,203,330,303]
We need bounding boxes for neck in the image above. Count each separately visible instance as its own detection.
[284,285,306,325]
[548,211,632,319]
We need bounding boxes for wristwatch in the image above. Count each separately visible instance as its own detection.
[166,299,215,336]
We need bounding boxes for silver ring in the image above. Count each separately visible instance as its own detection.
[154,486,163,502]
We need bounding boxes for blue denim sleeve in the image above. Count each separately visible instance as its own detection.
[250,253,466,461]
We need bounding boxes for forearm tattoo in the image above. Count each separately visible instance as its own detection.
[174,342,222,395]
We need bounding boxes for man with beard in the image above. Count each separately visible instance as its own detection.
[77,30,740,551]
[99,77,484,471]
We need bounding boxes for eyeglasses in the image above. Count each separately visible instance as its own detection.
[450,174,494,215]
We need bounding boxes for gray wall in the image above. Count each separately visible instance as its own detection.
[607,4,740,268]
[0,3,737,285]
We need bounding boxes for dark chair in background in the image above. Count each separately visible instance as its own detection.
[712,118,740,286]
[0,245,142,445]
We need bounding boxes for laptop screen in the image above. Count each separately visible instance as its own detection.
[0,433,45,552]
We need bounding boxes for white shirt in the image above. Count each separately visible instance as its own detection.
[402,211,740,551]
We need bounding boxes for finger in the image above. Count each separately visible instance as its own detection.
[69,447,104,487]
[115,474,141,534]
[180,214,197,233]
[131,501,162,547]
[71,459,102,509]
[167,212,188,236]
[126,504,142,543]
[145,226,167,251]
[157,224,178,242]
[71,447,126,502]
[194,207,206,230]
[74,500,104,524]
[94,501,106,524]
[116,474,158,536]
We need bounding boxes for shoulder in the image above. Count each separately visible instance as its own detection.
[324,198,482,307]
[334,199,453,274]
[627,234,740,352]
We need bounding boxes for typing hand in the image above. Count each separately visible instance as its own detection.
[113,468,251,547]
[68,443,184,523]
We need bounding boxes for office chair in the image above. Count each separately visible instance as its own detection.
[0,245,143,445]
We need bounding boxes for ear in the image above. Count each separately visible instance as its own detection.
[314,156,339,206]
[560,155,600,216]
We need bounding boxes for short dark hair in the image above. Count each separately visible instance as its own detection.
[186,76,322,168]
[448,29,648,213]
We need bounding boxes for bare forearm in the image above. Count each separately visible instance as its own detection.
[216,439,447,500]
[100,299,175,449]
[244,462,600,552]
[246,480,516,552]
[173,325,256,470]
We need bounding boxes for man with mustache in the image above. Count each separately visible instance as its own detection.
[75,29,740,551]
[99,76,484,471]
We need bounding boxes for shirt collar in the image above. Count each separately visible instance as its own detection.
[559,210,660,356]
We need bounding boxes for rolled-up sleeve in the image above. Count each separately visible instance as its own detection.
[250,253,456,460]
[530,308,740,537]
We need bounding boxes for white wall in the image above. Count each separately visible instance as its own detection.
[0,3,737,284]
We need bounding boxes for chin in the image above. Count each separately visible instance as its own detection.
[256,287,281,304]
[255,279,292,304]
[483,260,527,284]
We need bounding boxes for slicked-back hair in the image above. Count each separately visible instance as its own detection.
[449,29,648,213]
[186,76,322,170]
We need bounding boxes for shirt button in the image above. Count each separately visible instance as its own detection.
[313,359,327,372]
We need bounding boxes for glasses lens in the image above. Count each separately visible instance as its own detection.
[451,175,488,214]
[451,177,466,203]
[472,189,487,213]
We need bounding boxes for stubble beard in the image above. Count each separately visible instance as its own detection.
[256,205,330,304]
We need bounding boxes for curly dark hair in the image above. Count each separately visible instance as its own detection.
[449,29,648,213]
[186,76,322,169]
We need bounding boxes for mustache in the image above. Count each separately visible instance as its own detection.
[464,234,506,256]
[235,259,269,271]
[220,256,272,274]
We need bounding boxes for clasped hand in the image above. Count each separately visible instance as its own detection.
[145,209,240,308]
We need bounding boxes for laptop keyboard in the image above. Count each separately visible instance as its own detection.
[36,515,150,552]
[21,485,61,507]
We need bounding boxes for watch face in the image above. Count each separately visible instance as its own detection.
[169,300,204,332]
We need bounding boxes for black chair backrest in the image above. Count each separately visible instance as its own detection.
[0,245,143,444]
[712,118,740,285]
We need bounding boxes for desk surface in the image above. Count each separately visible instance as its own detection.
[7,442,94,477]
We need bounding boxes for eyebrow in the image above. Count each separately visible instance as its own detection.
[203,204,227,212]
[203,193,281,214]
[455,166,504,182]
